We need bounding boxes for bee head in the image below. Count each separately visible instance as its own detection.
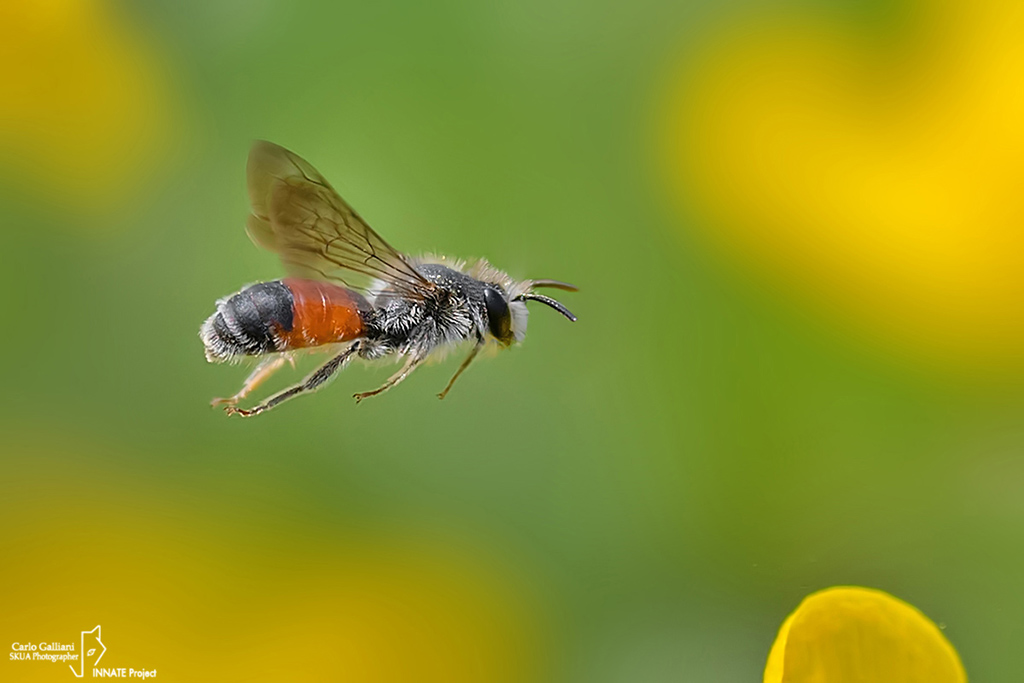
[483,280,577,346]
[498,279,577,346]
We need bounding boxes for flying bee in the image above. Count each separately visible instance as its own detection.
[200,141,577,417]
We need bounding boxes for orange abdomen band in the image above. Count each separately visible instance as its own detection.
[279,278,367,349]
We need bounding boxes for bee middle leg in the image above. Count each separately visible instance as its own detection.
[437,342,483,400]
[211,356,288,408]
[353,355,423,403]
[225,343,359,417]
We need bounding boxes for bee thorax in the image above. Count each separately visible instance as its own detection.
[361,264,486,357]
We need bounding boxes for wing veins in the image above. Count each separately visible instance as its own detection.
[246,141,435,298]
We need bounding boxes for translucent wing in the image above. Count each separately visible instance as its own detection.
[245,140,434,298]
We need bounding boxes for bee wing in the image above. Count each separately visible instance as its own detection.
[245,140,435,299]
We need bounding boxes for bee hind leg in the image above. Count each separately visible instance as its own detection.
[211,356,288,408]
[353,355,423,404]
[225,344,360,417]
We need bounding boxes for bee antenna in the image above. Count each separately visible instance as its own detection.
[528,279,579,292]
[515,293,577,322]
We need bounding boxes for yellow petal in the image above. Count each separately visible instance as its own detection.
[764,586,966,683]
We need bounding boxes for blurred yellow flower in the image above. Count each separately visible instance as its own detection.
[665,0,1024,374]
[0,0,172,216]
[764,586,966,683]
[0,433,545,682]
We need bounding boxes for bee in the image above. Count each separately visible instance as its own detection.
[200,141,577,417]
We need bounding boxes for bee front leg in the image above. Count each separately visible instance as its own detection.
[353,355,423,403]
[211,356,288,408]
[225,343,359,417]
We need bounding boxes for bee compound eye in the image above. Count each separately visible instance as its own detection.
[483,287,512,342]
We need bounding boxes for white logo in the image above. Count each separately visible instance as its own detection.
[8,625,156,679]
[69,625,106,678]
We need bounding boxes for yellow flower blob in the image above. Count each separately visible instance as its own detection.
[0,0,171,215]
[664,0,1024,374]
[764,587,966,683]
[0,435,545,682]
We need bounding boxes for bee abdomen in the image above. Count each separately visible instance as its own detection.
[201,279,369,362]
[201,281,295,362]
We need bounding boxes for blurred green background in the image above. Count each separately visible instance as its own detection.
[2,0,1023,680]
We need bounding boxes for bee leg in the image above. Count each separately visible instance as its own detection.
[437,342,483,400]
[353,355,423,404]
[225,344,359,417]
[211,356,288,408]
